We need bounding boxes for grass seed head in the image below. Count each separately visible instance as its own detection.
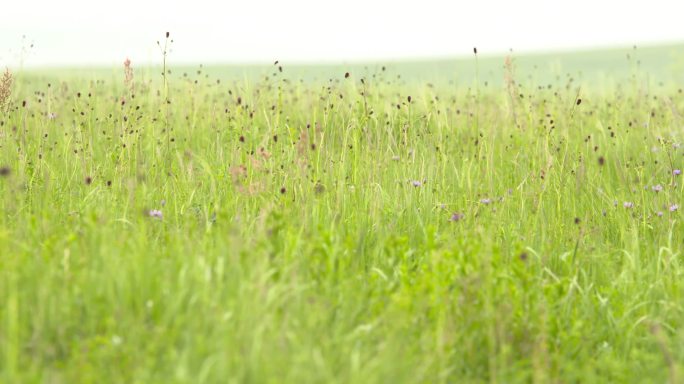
[0,68,12,112]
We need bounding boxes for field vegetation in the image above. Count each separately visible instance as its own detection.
[1,42,684,382]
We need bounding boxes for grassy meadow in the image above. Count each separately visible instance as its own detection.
[2,43,684,382]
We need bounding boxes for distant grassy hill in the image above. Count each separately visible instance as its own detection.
[22,43,684,89]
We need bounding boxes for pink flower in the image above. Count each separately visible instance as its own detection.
[148,209,163,219]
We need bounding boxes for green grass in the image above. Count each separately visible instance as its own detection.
[1,44,684,383]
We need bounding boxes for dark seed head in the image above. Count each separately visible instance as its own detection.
[0,166,10,177]
[344,72,350,78]
[239,135,245,143]
[407,96,412,103]
[574,217,581,225]
[280,187,286,194]
[166,32,170,38]
[519,252,528,261]
[576,98,582,105]
[598,156,605,166]
[85,176,92,185]
[473,47,478,54]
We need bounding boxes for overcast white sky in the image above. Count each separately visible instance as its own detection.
[1,0,683,67]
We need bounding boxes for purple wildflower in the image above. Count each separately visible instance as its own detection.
[657,211,664,217]
[148,209,163,219]
[674,169,682,176]
[411,180,422,187]
[652,184,663,193]
[480,198,492,204]
[669,204,679,212]
[449,212,464,222]
[623,202,634,208]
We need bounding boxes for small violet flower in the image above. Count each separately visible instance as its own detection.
[411,180,422,187]
[623,202,634,208]
[148,209,163,219]
[670,204,679,212]
[449,212,464,222]
[652,184,663,193]
[674,169,682,176]
[480,198,492,205]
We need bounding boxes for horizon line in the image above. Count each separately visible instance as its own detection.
[9,40,684,70]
